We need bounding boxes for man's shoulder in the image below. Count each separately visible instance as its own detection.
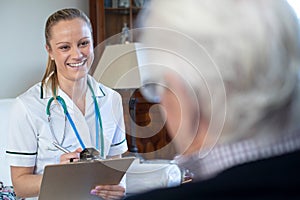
[125,150,300,200]
[194,149,300,197]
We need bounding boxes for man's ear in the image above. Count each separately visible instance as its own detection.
[162,72,203,154]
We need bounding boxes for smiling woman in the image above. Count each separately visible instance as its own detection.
[45,18,94,110]
[43,8,94,104]
[5,8,128,200]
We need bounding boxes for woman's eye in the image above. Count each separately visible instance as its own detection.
[59,45,70,51]
[79,41,90,47]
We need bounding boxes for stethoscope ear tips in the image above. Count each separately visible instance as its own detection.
[80,147,101,161]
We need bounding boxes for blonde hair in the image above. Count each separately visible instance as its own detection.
[139,0,300,144]
[41,8,92,97]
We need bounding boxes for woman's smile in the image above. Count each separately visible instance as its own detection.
[67,58,87,68]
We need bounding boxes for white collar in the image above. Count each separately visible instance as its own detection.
[40,75,105,99]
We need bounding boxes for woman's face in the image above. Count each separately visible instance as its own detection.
[47,18,94,83]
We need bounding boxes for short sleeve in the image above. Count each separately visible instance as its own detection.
[108,92,128,156]
[6,98,38,167]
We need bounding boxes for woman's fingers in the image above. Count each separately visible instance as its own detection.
[90,185,125,200]
[59,148,82,163]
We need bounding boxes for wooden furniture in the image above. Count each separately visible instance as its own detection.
[116,88,177,160]
[89,0,145,46]
[89,0,176,159]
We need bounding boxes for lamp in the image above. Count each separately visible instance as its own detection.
[92,43,141,89]
[92,43,141,155]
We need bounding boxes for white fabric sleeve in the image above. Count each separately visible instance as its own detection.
[108,92,128,156]
[119,174,126,191]
[6,98,37,167]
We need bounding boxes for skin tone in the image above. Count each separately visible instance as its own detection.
[11,18,125,200]
[47,18,94,115]
[160,73,209,156]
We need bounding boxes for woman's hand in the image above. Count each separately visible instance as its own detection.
[90,184,125,200]
[59,148,82,163]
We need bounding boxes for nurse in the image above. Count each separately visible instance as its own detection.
[6,8,128,200]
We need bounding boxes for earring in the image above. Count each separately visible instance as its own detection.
[51,57,54,60]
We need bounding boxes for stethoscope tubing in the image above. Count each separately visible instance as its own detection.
[45,80,105,158]
[58,97,86,149]
[88,81,104,158]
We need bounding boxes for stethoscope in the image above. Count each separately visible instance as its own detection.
[42,80,105,158]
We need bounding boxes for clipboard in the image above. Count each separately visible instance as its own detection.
[38,157,135,200]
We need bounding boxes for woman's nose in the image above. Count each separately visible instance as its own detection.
[71,47,83,58]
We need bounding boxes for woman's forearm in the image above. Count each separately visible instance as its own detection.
[11,166,43,198]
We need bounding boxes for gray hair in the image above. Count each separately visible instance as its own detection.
[137,0,300,144]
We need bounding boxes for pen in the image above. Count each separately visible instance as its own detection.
[52,142,71,153]
[52,142,75,162]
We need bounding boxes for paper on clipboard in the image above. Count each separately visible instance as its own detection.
[38,157,135,200]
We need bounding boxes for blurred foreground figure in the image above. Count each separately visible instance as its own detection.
[126,0,300,199]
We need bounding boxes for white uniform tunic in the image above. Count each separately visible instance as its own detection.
[6,75,128,176]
